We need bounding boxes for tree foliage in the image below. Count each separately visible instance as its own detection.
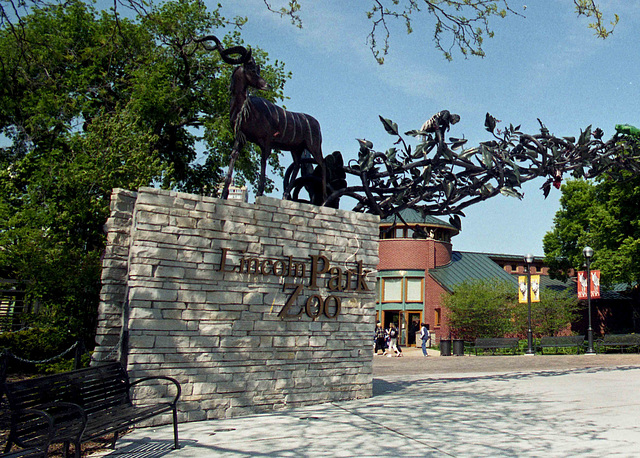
[261,0,618,63]
[543,174,640,289]
[444,279,579,340]
[0,0,289,341]
[442,279,516,340]
[513,287,580,338]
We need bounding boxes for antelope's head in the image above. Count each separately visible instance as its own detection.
[199,35,268,91]
[236,49,268,91]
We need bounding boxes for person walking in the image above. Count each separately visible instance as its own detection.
[388,323,401,357]
[374,321,386,355]
[420,323,430,356]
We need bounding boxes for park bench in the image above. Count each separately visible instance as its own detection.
[0,407,54,457]
[2,362,181,458]
[474,338,519,355]
[538,335,585,354]
[596,334,640,353]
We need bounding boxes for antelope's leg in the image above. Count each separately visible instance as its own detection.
[318,161,328,203]
[309,149,328,204]
[256,148,270,197]
[222,145,241,199]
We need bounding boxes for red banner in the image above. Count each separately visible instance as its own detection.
[577,270,600,299]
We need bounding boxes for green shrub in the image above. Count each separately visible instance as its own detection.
[0,327,79,375]
[442,279,517,341]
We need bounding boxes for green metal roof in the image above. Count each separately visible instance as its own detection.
[430,250,632,300]
[429,251,517,293]
[380,208,458,232]
[611,282,637,293]
[532,275,630,301]
[536,274,574,293]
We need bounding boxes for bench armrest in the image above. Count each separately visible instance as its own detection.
[41,401,87,423]
[9,407,55,451]
[14,407,55,423]
[40,401,87,443]
[130,376,181,405]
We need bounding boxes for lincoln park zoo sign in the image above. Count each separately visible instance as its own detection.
[217,248,369,320]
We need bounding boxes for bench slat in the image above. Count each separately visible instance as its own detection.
[82,404,174,441]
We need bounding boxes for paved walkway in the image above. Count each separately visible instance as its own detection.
[93,351,640,457]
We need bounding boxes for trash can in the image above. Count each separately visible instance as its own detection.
[440,339,452,356]
[453,339,465,356]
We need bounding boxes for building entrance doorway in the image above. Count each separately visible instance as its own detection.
[406,312,422,347]
[383,311,400,336]
[376,310,422,347]
[380,310,422,347]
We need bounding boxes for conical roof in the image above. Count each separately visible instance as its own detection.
[380,208,459,235]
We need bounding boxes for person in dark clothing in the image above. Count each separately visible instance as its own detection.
[388,322,400,356]
[374,321,386,355]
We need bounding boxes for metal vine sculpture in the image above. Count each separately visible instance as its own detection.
[292,113,640,229]
[203,39,640,227]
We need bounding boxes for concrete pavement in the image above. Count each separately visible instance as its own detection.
[93,351,640,457]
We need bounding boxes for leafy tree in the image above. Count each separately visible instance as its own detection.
[514,288,580,338]
[542,180,596,281]
[0,0,288,343]
[543,173,640,291]
[443,278,579,340]
[261,0,618,63]
[442,279,516,340]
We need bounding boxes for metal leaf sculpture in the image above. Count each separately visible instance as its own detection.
[296,113,640,228]
[203,38,640,225]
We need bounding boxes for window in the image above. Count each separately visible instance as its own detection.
[379,275,425,304]
[394,227,404,238]
[434,308,442,327]
[382,278,403,302]
[405,278,424,302]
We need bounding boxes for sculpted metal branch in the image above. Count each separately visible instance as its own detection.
[319,113,640,228]
[200,38,638,225]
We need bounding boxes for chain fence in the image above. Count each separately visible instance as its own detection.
[1,338,122,382]
[2,340,79,365]
[90,340,121,363]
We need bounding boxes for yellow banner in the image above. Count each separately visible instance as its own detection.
[518,275,541,303]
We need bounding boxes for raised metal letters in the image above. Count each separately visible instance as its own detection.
[218,248,368,320]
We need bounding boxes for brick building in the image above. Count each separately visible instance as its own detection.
[376,208,464,345]
[375,209,635,346]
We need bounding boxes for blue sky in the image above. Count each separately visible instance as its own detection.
[217,0,639,257]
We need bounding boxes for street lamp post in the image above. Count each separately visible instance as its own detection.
[583,246,596,354]
[525,253,535,355]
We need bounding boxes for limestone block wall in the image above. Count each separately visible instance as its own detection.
[94,187,379,422]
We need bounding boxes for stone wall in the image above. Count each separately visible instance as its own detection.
[94,187,379,422]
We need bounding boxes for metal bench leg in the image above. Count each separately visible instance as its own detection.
[173,406,180,449]
[111,431,119,449]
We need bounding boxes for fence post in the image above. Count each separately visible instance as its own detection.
[0,349,8,383]
[74,340,84,370]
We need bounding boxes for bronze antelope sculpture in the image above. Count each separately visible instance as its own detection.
[199,36,326,202]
